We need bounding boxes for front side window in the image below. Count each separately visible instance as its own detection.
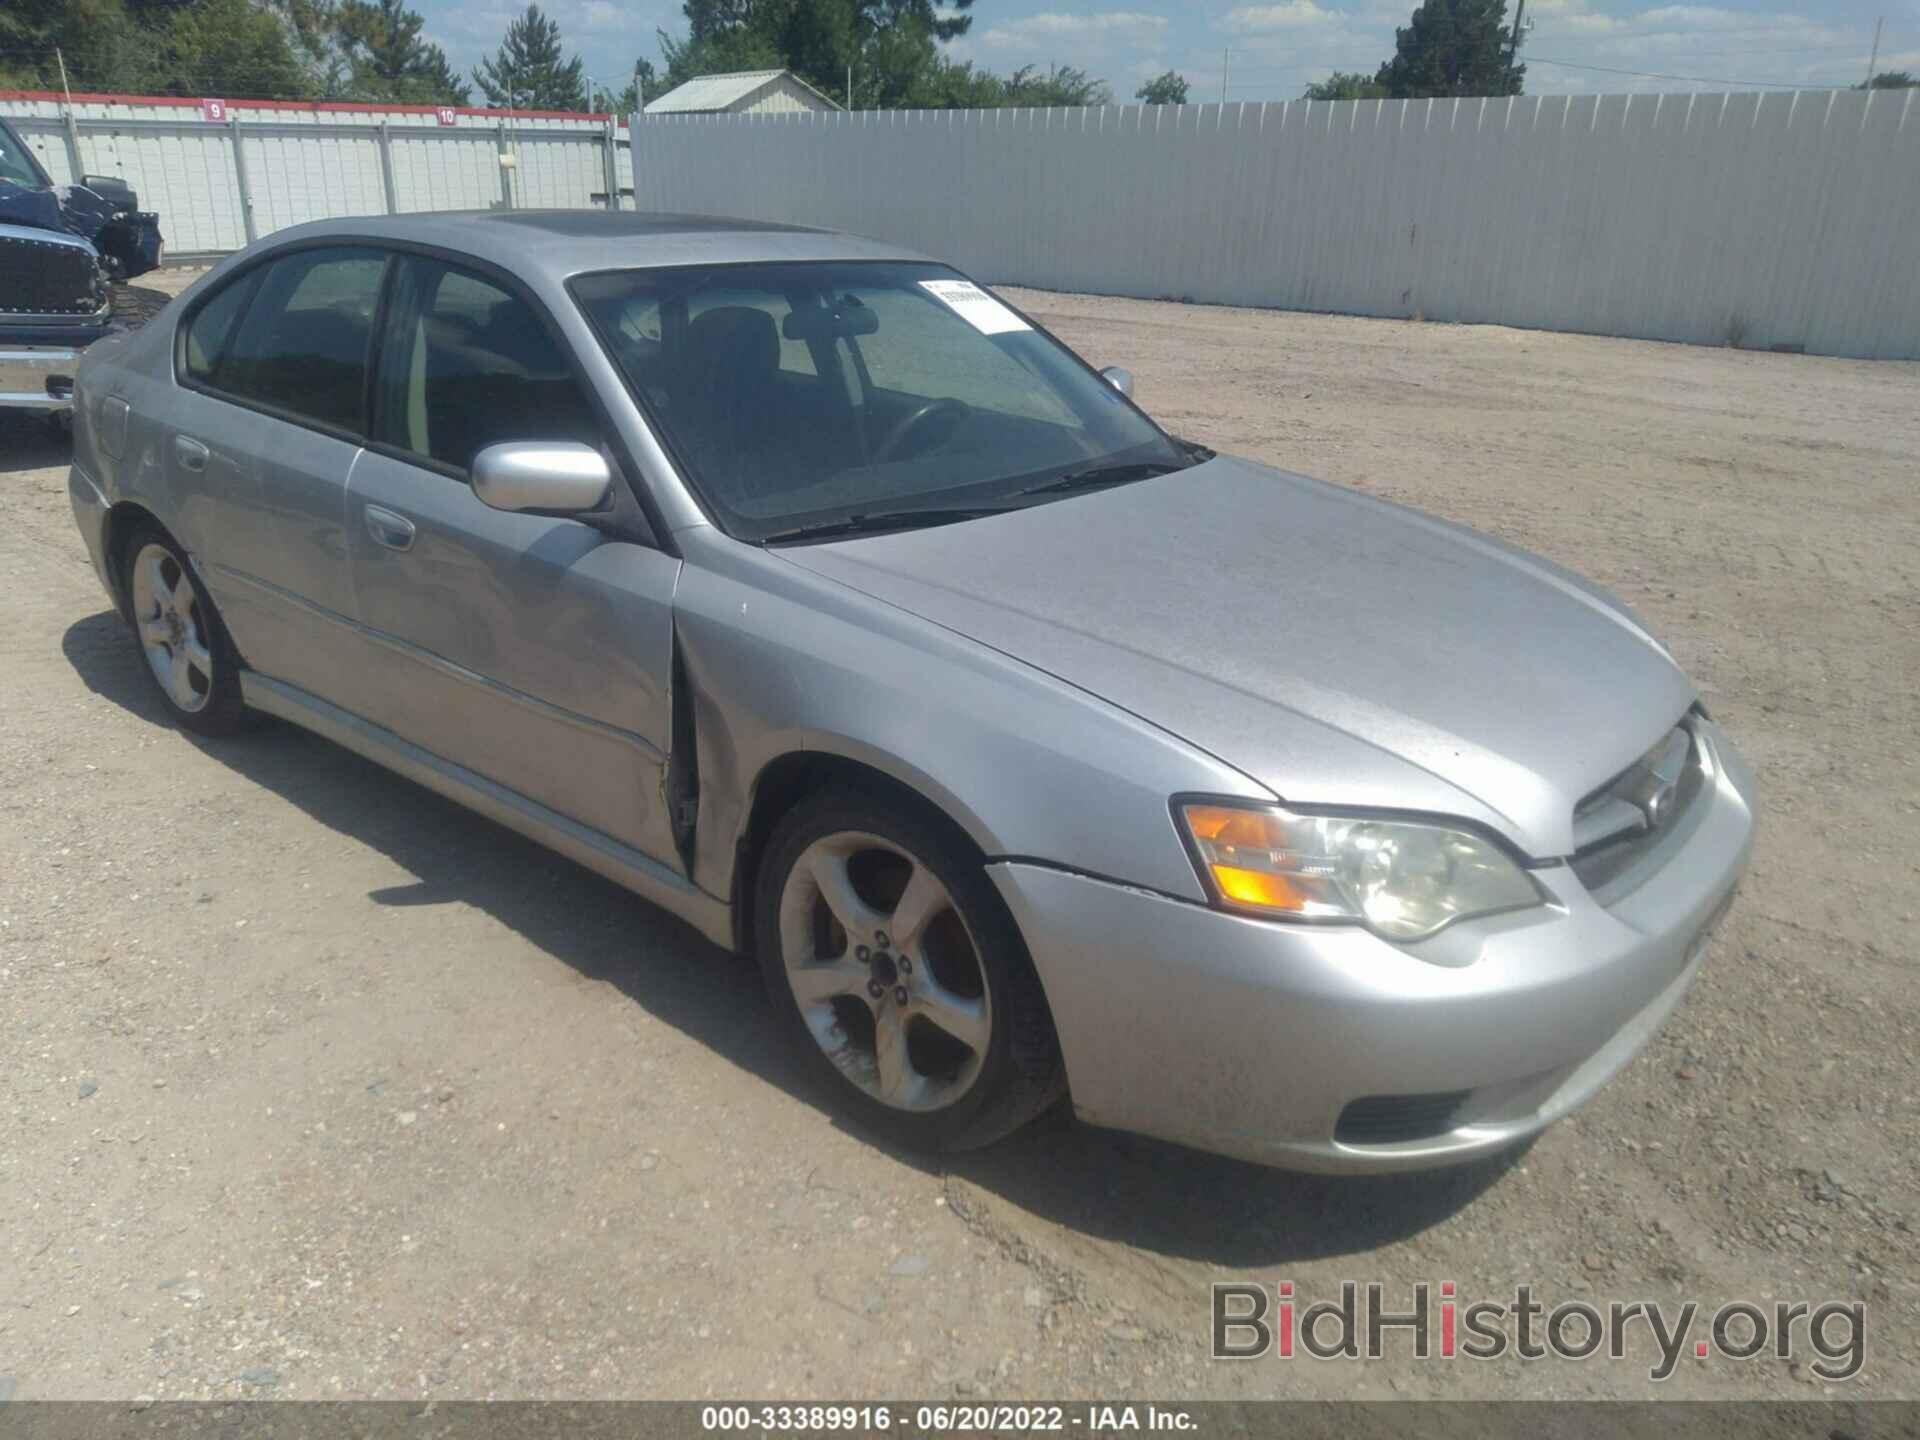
[374,257,602,473]
[216,247,387,433]
[571,262,1187,541]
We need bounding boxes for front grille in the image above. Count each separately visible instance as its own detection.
[1569,722,1705,895]
[1335,1090,1472,1146]
[0,233,107,317]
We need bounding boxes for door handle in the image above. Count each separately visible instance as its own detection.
[173,435,209,472]
[363,504,416,552]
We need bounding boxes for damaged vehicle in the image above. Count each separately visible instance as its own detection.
[66,213,1755,1172]
[2,113,163,418]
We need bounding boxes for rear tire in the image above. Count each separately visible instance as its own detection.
[119,524,249,738]
[757,787,1065,1152]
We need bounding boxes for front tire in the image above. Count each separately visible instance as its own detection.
[120,524,248,737]
[757,788,1065,1152]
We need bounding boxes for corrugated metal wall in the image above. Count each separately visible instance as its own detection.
[741,76,837,115]
[3,95,634,256]
[630,92,1920,359]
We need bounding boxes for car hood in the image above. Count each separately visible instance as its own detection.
[777,456,1697,858]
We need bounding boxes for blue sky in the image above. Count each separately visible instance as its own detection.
[415,1,1918,106]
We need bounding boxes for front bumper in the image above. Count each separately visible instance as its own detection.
[989,720,1756,1173]
[0,344,81,411]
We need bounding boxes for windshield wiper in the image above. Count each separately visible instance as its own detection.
[760,505,1014,545]
[1015,459,1187,500]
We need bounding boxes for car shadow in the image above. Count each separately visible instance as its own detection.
[0,411,69,475]
[62,608,1514,1269]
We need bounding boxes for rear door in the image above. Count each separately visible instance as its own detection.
[342,253,683,865]
[169,246,388,707]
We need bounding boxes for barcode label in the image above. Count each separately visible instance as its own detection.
[918,280,1030,335]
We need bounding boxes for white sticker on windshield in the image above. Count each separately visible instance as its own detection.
[918,280,1030,336]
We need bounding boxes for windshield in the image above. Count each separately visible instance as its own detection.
[0,121,51,189]
[571,262,1191,542]
[0,121,52,189]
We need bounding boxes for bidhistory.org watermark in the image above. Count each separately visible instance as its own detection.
[1212,1281,1866,1381]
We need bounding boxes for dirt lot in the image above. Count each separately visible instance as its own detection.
[2,269,1916,1403]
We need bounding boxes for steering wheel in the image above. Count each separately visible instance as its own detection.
[873,397,972,465]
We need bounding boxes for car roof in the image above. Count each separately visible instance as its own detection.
[250,210,938,279]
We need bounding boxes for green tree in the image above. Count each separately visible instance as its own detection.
[154,0,313,98]
[661,0,985,110]
[1003,63,1109,106]
[472,3,586,110]
[609,57,671,115]
[650,1,1121,112]
[660,20,783,90]
[1135,70,1188,105]
[337,0,469,103]
[0,0,155,92]
[1861,70,1917,89]
[1374,0,1523,99]
[265,0,352,95]
[898,54,1005,108]
[1304,70,1388,100]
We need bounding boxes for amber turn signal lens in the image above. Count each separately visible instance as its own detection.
[1180,804,1317,916]
[1210,863,1309,911]
[1181,804,1278,848]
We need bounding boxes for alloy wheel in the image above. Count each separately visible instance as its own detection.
[129,542,214,714]
[777,831,993,1113]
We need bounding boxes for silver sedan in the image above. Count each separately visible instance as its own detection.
[66,212,1755,1172]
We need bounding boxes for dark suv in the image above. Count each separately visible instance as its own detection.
[1,113,164,419]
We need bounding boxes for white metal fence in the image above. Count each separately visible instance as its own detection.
[631,91,1920,360]
[2,94,634,258]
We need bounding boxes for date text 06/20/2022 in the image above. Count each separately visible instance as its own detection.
[699,1404,1198,1432]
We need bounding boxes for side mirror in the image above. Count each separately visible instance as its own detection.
[471,442,612,516]
[1099,366,1134,399]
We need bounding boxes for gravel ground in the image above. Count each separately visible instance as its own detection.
[1,269,1915,1403]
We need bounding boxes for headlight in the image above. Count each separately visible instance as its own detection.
[1177,801,1545,941]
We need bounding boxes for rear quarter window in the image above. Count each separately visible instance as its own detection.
[182,272,259,385]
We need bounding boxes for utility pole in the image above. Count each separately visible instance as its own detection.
[847,61,853,110]
[1865,16,1884,87]
[54,47,84,181]
[1221,44,1231,104]
[1507,0,1528,68]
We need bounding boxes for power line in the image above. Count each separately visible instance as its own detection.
[1525,55,1855,88]
[1221,39,1882,80]
[1616,44,1872,59]
[1535,21,1859,41]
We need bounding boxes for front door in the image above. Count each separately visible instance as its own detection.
[342,253,682,866]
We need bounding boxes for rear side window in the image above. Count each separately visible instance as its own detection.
[182,271,258,384]
[374,257,601,473]
[216,247,387,433]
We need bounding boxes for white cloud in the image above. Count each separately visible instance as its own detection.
[979,11,1170,51]
[1223,1,1335,33]
[1629,5,1749,32]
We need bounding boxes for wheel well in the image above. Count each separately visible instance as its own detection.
[101,501,161,618]
[730,752,983,957]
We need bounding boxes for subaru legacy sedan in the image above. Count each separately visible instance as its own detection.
[66,212,1754,1171]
